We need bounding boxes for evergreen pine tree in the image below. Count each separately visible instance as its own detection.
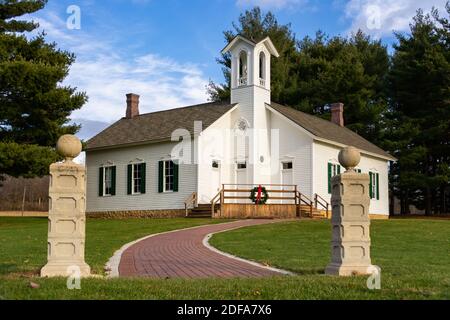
[0,0,87,178]
[388,7,450,215]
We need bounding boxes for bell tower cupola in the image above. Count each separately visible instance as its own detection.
[221,35,279,106]
[221,36,279,186]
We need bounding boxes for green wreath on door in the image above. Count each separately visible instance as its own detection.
[249,186,269,205]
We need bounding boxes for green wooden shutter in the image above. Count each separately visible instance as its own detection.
[140,163,146,194]
[369,172,373,199]
[111,166,116,196]
[127,164,132,195]
[376,173,380,200]
[158,161,164,193]
[328,163,332,194]
[98,167,104,197]
[173,161,179,192]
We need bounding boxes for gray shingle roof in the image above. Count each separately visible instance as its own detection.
[85,101,236,151]
[86,99,393,160]
[269,102,394,160]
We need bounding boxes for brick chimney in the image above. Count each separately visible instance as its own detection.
[331,103,344,127]
[126,93,140,119]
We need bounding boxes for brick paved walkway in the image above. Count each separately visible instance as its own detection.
[118,219,288,278]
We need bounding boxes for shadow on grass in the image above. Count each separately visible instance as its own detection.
[0,264,19,275]
[294,268,326,275]
[261,261,325,275]
[0,264,42,278]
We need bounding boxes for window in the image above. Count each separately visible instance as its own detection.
[104,166,114,196]
[237,162,247,170]
[99,166,116,197]
[238,51,248,86]
[283,162,293,170]
[212,160,220,169]
[328,162,342,194]
[237,118,248,132]
[158,160,178,193]
[259,52,266,86]
[127,163,146,195]
[132,164,142,194]
[369,172,380,200]
[164,160,175,192]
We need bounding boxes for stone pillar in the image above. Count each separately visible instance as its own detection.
[325,146,375,276]
[41,135,91,277]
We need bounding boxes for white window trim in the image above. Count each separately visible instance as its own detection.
[131,162,144,195]
[369,170,380,201]
[333,164,338,176]
[163,160,175,193]
[259,51,266,87]
[328,161,342,194]
[281,161,294,171]
[329,162,340,177]
[212,160,221,170]
[236,161,247,171]
[238,50,249,87]
[102,165,114,197]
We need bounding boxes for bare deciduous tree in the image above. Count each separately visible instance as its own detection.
[0,175,49,211]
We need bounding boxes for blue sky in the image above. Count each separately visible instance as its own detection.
[26,0,448,141]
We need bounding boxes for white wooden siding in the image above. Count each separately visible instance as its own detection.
[197,109,234,203]
[231,86,254,127]
[269,110,313,198]
[86,142,197,212]
[312,141,389,216]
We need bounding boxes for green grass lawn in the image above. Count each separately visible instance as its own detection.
[210,219,450,299]
[0,218,449,300]
[0,217,228,276]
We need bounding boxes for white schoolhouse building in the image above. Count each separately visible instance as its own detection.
[85,35,395,219]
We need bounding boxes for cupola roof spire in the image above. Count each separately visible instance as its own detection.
[221,35,280,57]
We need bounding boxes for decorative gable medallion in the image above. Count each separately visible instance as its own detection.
[236,118,250,132]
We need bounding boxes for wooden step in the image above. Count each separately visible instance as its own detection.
[186,215,211,219]
[297,203,330,219]
[195,204,220,209]
[186,214,212,219]
[192,207,212,211]
[187,204,220,218]
[190,209,212,214]
[313,210,330,219]
[188,211,212,218]
[300,208,328,218]
[191,208,216,213]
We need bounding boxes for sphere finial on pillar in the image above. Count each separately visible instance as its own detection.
[326,146,374,276]
[338,146,361,172]
[41,134,90,278]
[56,134,82,162]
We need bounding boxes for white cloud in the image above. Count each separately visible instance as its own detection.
[66,53,208,122]
[344,0,448,37]
[236,0,309,10]
[28,9,209,140]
